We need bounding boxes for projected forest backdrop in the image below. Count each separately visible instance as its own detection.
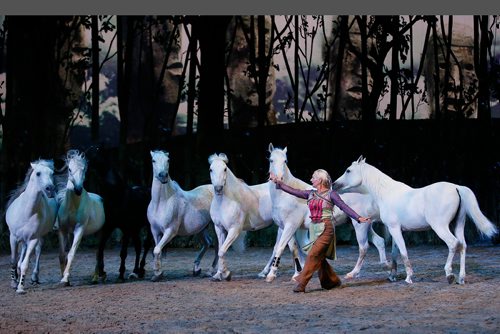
[0,15,499,248]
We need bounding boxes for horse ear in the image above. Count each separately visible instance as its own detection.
[361,156,366,163]
[30,162,36,169]
[268,143,274,153]
[219,153,229,163]
[150,151,155,159]
[356,155,364,163]
[283,147,287,154]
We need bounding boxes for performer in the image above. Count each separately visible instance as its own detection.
[269,169,370,293]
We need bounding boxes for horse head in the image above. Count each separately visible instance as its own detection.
[66,150,88,196]
[332,155,366,192]
[150,150,170,184]
[268,143,288,182]
[30,159,56,198]
[208,153,229,196]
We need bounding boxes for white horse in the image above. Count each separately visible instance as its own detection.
[147,150,218,281]
[264,144,388,282]
[5,159,58,294]
[333,156,498,284]
[56,150,105,286]
[209,153,302,281]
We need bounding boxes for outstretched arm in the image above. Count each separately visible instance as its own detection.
[330,191,370,223]
[269,173,311,199]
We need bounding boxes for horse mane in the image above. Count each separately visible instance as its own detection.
[5,159,54,210]
[56,149,88,203]
[358,161,404,198]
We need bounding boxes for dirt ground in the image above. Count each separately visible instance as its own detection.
[0,242,499,333]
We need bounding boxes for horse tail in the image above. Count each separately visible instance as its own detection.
[231,231,247,253]
[456,186,498,238]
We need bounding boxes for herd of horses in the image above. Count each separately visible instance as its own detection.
[4,144,498,294]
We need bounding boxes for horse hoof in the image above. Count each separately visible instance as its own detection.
[30,280,40,286]
[16,288,26,295]
[344,272,358,280]
[193,268,202,277]
[210,273,223,282]
[265,275,276,283]
[128,273,139,280]
[388,276,397,282]
[457,277,465,285]
[224,272,232,281]
[151,273,164,282]
[10,281,18,289]
[137,269,146,279]
[447,274,456,284]
[257,270,269,278]
[59,280,71,287]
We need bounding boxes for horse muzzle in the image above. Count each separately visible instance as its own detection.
[332,182,342,191]
[157,173,169,184]
[214,185,224,195]
[45,186,56,198]
[74,187,83,196]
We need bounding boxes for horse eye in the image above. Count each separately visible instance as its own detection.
[285,160,288,164]
[209,168,212,173]
[224,168,227,172]
[269,159,273,163]
[68,168,72,173]
[152,160,156,163]
[36,172,41,177]
[346,169,350,174]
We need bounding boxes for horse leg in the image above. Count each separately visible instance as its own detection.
[369,223,390,267]
[138,229,153,279]
[345,220,370,279]
[454,212,467,285]
[389,238,399,282]
[9,235,19,289]
[60,226,85,286]
[58,230,68,277]
[128,232,142,279]
[259,228,282,279]
[92,225,113,284]
[287,235,302,280]
[17,242,26,279]
[210,227,219,276]
[30,239,43,284]
[193,227,211,276]
[211,225,233,282]
[151,227,176,282]
[431,223,460,284]
[16,239,37,294]
[119,234,131,282]
[266,224,301,282]
[388,226,413,284]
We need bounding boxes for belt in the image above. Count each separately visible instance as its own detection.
[311,218,331,224]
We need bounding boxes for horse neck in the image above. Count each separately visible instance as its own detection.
[23,180,46,214]
[224,168,244,197]
[282,165,310,190]
[361,164,398,202]
[64,183,87,204]
[151,177,176,205]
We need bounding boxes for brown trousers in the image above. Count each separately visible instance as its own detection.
[296,219,340,290]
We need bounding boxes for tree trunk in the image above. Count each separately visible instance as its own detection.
[2,16,87,194]
[196,16,231,136]
[91,16,100,143]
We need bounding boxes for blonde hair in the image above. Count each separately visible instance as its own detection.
[313,169,332,189]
